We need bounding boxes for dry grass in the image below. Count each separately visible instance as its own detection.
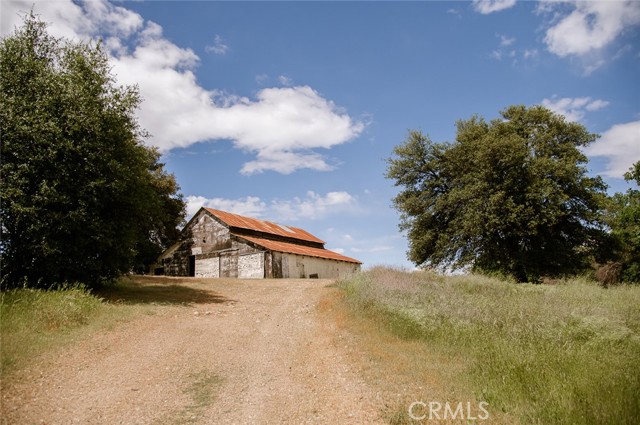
[336,267,640,425]
[320,287,516,425]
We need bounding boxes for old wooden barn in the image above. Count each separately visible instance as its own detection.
[156,207,361,279]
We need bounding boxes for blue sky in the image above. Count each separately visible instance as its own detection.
[3,1,640,269]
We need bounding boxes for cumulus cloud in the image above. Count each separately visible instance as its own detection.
[541,96,609,122]
[542,1,640,57]
[271,191,358,221]
[2,0,364,175]
[241,150,333,175]
[584,121,640,178]
[185,191,359,222]
[2,0,143,40]
[472,0,516,14]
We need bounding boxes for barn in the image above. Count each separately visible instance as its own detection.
[156,207,361,279]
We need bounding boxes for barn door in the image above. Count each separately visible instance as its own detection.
[188,255,196,277]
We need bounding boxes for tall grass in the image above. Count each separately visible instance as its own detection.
[0,285,106,373]
[338,267,640,424]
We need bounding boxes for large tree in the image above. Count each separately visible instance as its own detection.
[0,14,185,289]
[386,105,609,282]
[606,161,640,282]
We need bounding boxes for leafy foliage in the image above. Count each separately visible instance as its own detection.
[606,161,640,282]
[386,105,608,282]
[0,14,185,288]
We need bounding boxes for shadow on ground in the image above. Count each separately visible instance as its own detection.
[96,279,234,306]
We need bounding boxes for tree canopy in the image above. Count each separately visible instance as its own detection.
[606,161,640,282]
[0,14,185,289]
[386,105,609,282]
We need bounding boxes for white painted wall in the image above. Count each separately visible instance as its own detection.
[195,257,219,278]
[282,253,359,279]
[238,253,264,278]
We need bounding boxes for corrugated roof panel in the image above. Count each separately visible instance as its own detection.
[205,208,325,244]
[238,235,362,264]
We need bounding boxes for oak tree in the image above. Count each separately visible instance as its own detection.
[386,105,608,282]
[606,161,640,282]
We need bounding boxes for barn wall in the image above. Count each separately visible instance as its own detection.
[280,253,360,279]
[191,210,232,253]
[238,253,265,278]
[195,257,219,278]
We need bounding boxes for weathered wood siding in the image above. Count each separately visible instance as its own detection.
[191,209,232,253]
[165,209,264,277]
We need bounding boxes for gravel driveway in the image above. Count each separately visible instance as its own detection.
[2,277,384,424]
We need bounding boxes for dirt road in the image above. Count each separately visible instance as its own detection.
[2,277,384,424]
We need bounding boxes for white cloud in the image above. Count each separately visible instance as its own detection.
[472,0,516,14]
[542,1,640,57]
[585,99,609,111]
[205,35,229,55]
[271,191,358,221]
[241,150,333,175]
[113,27,364,174]
[186,196,266,219]
[541,96,609,122]
[185,191,359,222]
[2,0,143,40]
[585,121,640,178]
[3,0,364,175]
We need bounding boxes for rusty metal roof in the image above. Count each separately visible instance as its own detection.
[237,235,362,264]
[205,208,325,244]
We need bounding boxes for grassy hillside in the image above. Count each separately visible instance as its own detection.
[338,267,640,424]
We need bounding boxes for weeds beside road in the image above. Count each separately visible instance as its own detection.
[338,267,640,424]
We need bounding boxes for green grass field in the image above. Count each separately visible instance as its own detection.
[338,267,640,424]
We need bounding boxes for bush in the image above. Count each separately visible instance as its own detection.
[595,262,623,287]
